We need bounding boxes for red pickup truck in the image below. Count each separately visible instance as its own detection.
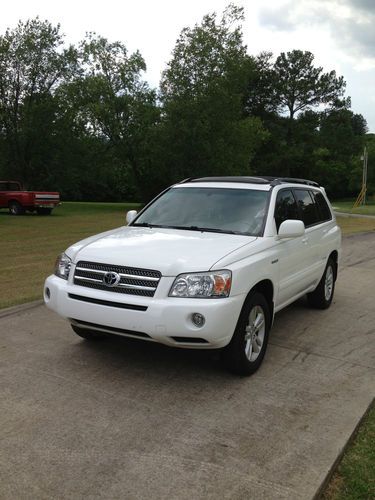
[0,181,60,215]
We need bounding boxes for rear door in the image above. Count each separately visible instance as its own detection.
[292,188,323,287]
[274,189,313,308]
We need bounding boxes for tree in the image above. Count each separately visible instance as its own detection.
[273,50,346,120]
[312,109,368,196]
[0,18,77,185]
[243,51,280,119]
[61,33,160,199]
[160,4,267,181]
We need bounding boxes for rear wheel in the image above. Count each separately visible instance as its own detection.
[9,201,24,215]
[71,324,106,341]
[307,258,336,309]
[221,292,271,376]
[36,207,52,215]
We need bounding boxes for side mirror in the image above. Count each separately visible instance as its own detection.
[278,219,305,239]
[126,210,138,225]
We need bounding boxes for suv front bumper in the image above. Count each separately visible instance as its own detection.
[44,275,245,348]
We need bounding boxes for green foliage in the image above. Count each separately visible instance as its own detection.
[273,50,346,119]
[159,4,268,181]
[365,134,375,194]
[0,18,77,186]
[58,33,161,199]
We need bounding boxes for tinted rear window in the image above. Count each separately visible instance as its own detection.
[274,190,299,230]
[293,189,320,227]
[313,191,332,222]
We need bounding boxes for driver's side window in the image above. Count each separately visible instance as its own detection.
[274,190,300,231]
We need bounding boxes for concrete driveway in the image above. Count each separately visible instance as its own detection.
[0,233,374,499]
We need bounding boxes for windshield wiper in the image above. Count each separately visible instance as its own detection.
[167,225,239,235]
[132,222,157,228]
[132,223,242,235]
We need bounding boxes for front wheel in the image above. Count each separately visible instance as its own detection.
[221,292,271,376]
[307,258,336,309]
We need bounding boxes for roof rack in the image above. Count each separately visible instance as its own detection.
[182,176,270,185]
[261,176,320,187]
[180,176,320,188]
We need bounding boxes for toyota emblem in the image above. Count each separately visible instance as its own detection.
[103,271,120,287]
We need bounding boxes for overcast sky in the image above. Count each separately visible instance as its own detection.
[1,0,374,131]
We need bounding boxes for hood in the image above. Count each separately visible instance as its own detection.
[67,226,257,276]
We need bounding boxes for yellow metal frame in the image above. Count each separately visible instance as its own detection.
[353,185,366,208]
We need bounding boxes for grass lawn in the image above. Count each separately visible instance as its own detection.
[336,215,375,235]
[323,402,375,500]
[0,201,140,309]
[332,200,375,216]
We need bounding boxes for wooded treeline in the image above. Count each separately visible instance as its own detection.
[0,5,372,202]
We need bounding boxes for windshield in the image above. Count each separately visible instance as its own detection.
[134,187,269,236]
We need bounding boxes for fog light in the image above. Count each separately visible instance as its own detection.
[45,287,51,300]
[192,313,205,327]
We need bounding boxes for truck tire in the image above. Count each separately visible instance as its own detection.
[9,201,25,215]
[36,207,52,215]
[221,292,271,376]
[71,324,106,340]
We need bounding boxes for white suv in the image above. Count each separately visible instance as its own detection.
[44,177,341,375]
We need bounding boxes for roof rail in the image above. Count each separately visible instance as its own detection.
[266,177,320,187]
[186,176,271,185]
[179,177,194,184]
[178,176,320,188]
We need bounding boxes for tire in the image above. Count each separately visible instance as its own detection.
[71,324,106,341]
[221,292,271,376]
[36,207,52,215]
[307,258,336,309]
[9,201,25,215]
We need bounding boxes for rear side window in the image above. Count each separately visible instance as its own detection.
[293,189,320,227]
[313,191,332,222]
[0,182,7,191]
[274,190,299,230]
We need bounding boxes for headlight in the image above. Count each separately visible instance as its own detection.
[169,270,232,298]
[54,253,72,280]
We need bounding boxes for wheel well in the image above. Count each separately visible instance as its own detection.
[8,199,20,206]
[329,250,338,279]
[250,279,274,318]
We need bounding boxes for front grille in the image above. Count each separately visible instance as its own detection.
[73,261,161,297]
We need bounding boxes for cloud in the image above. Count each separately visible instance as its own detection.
[258,6,295,31]
[258,0,375,60]
[346,0,375,13]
